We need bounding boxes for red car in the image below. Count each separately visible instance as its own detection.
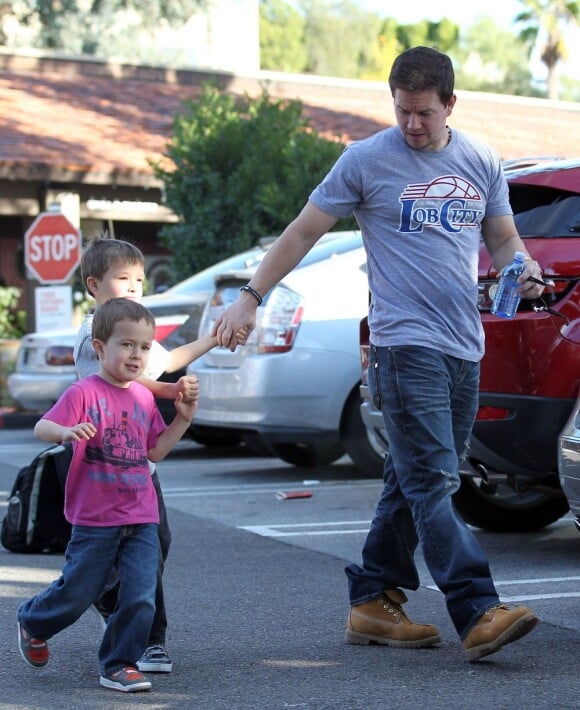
[359,157,580,532]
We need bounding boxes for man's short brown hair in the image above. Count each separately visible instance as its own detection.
[389,46,455,105]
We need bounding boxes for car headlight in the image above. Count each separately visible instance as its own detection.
[478,277,574,312]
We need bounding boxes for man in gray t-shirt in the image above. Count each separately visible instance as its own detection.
[214,47,545,662]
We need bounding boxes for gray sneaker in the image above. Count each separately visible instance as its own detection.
[137,644,173,673]
[17,622,49,668]
[99,666,151,692]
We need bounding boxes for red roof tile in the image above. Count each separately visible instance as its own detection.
[0,53,578,188]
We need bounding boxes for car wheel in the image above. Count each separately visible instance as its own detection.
[453,475,569,532]
[271,441,345,467]
[341,389,384,476]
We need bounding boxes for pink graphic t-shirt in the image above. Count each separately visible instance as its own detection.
[43,375,167,526]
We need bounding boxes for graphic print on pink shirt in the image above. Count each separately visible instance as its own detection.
[84,409,149,469]
[42,375,166,527]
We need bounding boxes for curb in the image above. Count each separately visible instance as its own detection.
[0,407,41,430]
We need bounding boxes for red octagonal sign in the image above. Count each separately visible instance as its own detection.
[24,211,81,284]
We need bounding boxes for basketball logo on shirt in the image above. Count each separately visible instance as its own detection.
[399,175,484,234]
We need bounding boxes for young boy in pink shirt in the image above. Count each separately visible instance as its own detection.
[74,232,222,673]
[17,298,197,693]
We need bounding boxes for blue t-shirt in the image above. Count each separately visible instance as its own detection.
[310,126,511,362]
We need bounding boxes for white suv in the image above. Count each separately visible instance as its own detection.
[189,231,381,471]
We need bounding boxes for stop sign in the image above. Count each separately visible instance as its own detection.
[24,212,81,284]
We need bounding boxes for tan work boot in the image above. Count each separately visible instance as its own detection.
[462,604,538,662]
[345,588,441,648]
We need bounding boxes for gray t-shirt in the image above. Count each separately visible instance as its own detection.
[74,311,170,379]
[310,126,511,362]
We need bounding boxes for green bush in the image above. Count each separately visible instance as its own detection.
[154,84,355,282]
[0,287,26,339]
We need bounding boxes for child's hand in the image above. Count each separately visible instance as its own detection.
[174,391,198,422]
[176,375,199,404]
[62,422,97,442]
[236,326,250,345]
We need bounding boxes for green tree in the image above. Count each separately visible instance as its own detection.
[515,0,579,99]
[154,85,354,281]
[301,0,383,78]
[396,18,459,54]
[559,73,580,100]
[0,287,26,339]
[453,17,537,96]
[260,0,308,72]
[359,18,399,81]
[266,2,461,82]
[1,0,206,58]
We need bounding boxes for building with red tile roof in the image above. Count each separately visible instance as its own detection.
[0,51,578,317]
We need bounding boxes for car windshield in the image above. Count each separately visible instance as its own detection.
[295,231,362,268]
[162,246,269,296]
[512,194,580,238]
[162,231,362,295]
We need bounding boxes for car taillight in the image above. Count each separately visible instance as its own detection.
[476,406,512,421]
[154,324,180,342]
[477,277,574,312]
[360,317,370,385]
[257,288,303,354]
[477,281,496,311]
[45,346,74,366]
[153,316,189,344]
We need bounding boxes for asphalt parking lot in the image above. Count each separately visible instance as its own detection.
[0,424,579,709]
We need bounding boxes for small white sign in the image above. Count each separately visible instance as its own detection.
[34,285,73,332]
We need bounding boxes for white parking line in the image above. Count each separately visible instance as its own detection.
[240,521,371,537]
[163,483,379,498]
[493,576,580,585]
[164,485,302,498]
[239,523,580,603]
[238,515,575,538]
[500,592,580,601]
[425,576,580,602]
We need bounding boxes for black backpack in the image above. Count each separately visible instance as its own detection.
[1,444,73,554]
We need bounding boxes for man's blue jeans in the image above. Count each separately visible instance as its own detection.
[346,345,499,638]
[18,523,158,676]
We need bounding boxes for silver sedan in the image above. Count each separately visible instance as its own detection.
[559,397,580,532]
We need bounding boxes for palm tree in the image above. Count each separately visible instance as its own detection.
[515,0,579,100]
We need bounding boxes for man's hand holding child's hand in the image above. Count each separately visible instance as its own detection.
[236,326,250,345]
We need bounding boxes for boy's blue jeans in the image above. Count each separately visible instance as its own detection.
[346,345,500,639]
[18,523,158,676]
[94,472,171,646]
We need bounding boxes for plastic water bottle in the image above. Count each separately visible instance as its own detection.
[491,251,527,319]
